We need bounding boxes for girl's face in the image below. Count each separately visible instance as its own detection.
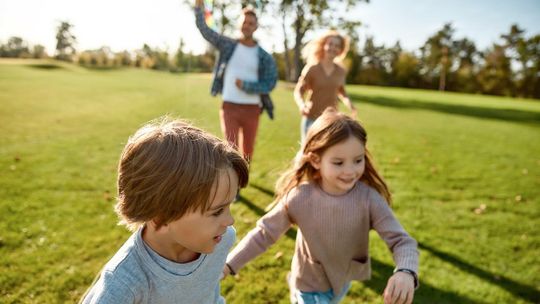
[323,36,343,60]
[310,136,365,196]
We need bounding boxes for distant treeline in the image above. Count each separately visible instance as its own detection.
[1,23,538,99]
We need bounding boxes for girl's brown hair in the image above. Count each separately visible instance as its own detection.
[274,109,391,206]
[115,118,248,231]
[302,30,350,66]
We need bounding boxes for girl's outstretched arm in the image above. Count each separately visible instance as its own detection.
[225,199,293,275]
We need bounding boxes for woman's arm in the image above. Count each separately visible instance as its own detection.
[338,86,357,118]
[294,66,313,115]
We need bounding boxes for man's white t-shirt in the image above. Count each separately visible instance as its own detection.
[222,43,260,105]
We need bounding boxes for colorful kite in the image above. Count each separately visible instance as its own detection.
[204,0,216,29]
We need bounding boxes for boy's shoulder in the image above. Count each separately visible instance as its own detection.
[102,231,149,284]
[83,232,147,303]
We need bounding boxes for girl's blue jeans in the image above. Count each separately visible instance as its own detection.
[300,116,315,144]
[294,282,351,304]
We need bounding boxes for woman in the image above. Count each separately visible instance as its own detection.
[294,31,357,142]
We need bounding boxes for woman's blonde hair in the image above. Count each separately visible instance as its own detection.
[273,109,391,208]
[115,117,249,231]
[302,30,350,66]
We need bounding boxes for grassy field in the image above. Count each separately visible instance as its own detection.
[0,59,539,303]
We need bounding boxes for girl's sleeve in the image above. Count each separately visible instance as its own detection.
[226,198,293,273]
[369,190,419,272]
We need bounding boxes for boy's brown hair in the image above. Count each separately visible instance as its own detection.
[115,118,248,231]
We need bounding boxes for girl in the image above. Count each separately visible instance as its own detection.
[224,109,419,304]
[294,31,357,142]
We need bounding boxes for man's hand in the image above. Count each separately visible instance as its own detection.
[300,100,312,115]
[235,78,243,89]
[383,272,415,304]
[350,106,358,119]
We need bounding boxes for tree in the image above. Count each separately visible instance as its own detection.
[452,38,479,93]
[55,21,77,61]
[355,36,385,85]
[420,23,455,91]
[279,0,368,81]
[0,36,30,58]
[392,51,421,88]
[32,45,47,59]
[175,39,186,72]
[476,44,513,96]
[500,24,540,98]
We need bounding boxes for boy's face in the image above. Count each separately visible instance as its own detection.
[162,167,238,255]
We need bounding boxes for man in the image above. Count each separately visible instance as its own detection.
[194,0,277,162]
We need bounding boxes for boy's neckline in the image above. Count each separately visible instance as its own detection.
[141,225,201,264]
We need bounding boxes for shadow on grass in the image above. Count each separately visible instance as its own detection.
[357,258,480,304]
[80,65,122,71]
[236,194,297,240]
[27,63,64,70]
[418,242,540,302]
[350,93,540,125]
[250,183,276,198]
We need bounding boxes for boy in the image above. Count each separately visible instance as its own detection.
[81,118,248,303]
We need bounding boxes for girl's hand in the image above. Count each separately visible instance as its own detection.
[221,265,231,280]
[383,272,415,304]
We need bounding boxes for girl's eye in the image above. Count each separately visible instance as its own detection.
[333,162,343,166]
[212,208,224,217]
[356,159,364,164]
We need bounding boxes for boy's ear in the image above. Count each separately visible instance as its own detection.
[149,219,166,231]
[308,152,321,169]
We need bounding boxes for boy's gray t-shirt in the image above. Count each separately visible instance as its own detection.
[82,226,236,304]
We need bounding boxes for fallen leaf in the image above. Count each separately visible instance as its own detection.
[474,204,487,214]
[274,251,283,259]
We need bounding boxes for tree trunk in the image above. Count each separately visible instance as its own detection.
[282,13,292,82]
[439,47,448,91]
[292,4,305,81]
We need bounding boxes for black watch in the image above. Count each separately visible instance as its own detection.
[394,268,419,289]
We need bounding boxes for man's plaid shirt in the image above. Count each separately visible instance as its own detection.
[195,7,277,97]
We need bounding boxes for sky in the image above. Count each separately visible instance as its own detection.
[1,0,539,56]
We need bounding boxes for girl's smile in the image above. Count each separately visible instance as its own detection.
[310,136,365,196]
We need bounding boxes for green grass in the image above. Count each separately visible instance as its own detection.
[1,59,539,303]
